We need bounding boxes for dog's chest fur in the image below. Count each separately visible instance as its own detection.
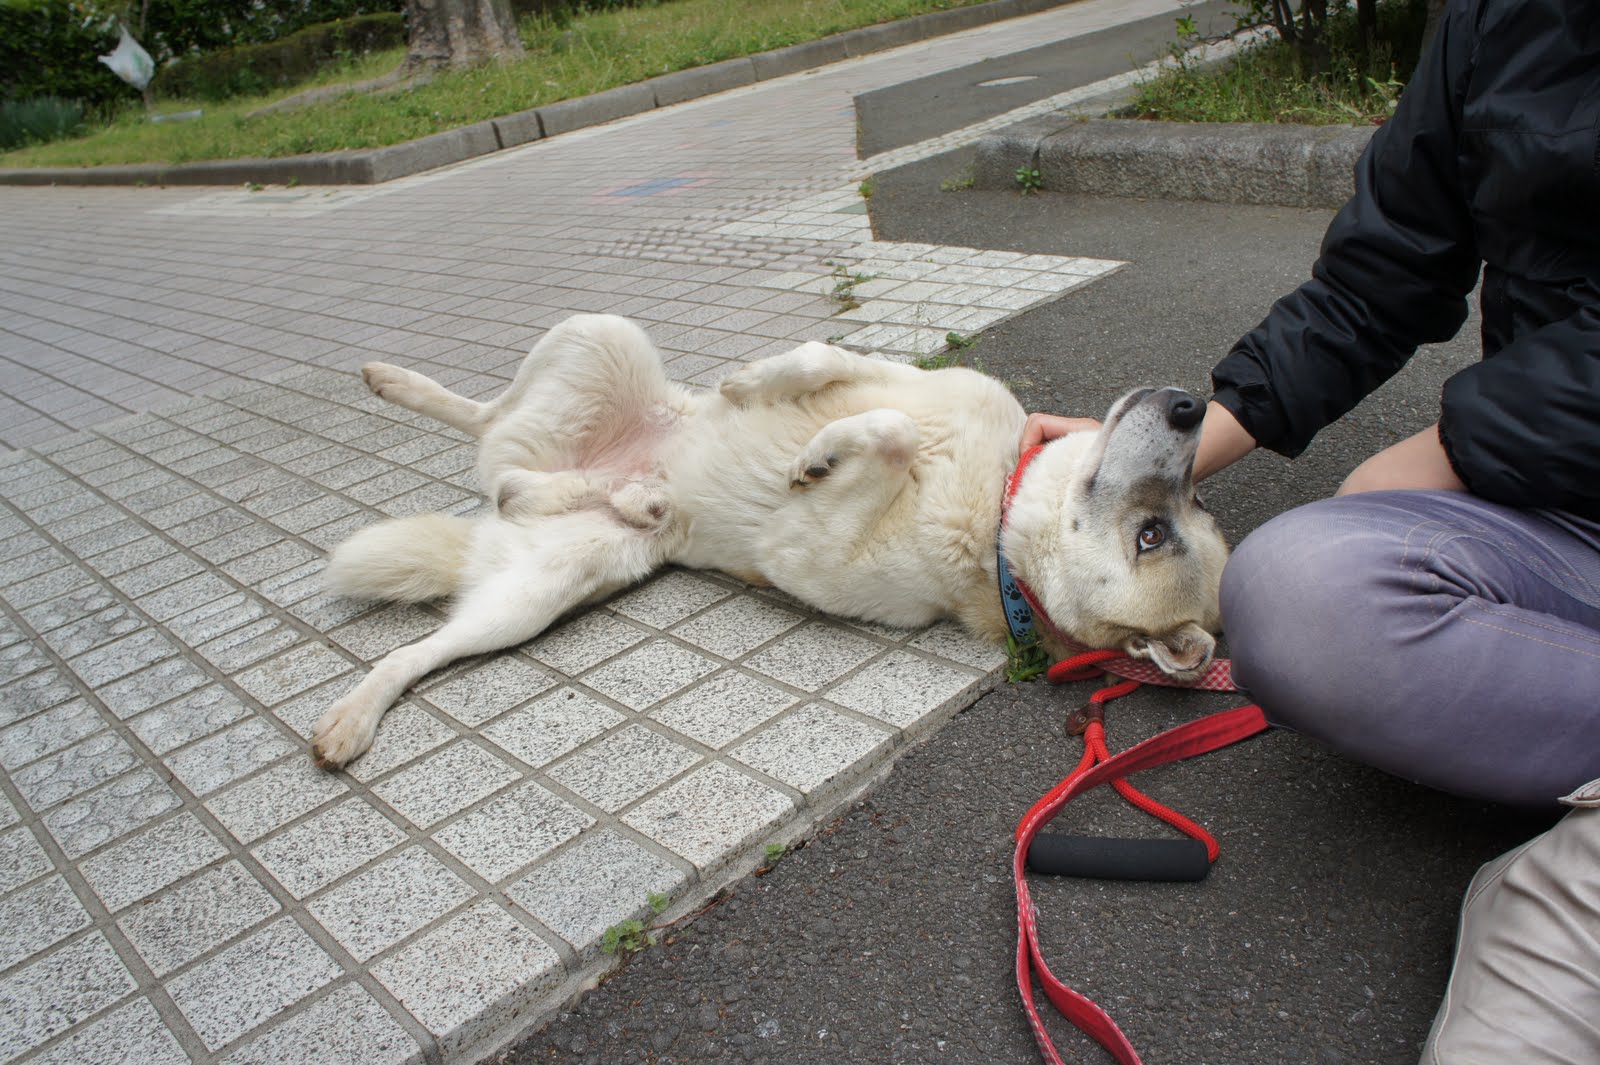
[659,372,1025,635]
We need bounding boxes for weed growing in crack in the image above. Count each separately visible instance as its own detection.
[914,332,982,370]
[827,262,873,314]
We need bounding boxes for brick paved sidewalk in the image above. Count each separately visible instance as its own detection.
[0,1,1183,1061]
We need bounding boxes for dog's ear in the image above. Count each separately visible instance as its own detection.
[1123,623,1215,681]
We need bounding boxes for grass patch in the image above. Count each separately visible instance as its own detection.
[1004,634,1050,683]
[0,96,85,151]
[913,331,980,370]
[1129,0,1428,126]
[3,0,1003,169]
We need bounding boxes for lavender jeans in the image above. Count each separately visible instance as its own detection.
[1223,491,1600,1063]
[1220,489,1600,807]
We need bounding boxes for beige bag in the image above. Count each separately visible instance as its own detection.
[1420,779,1600,1064]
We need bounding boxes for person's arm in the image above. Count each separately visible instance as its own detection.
[1020,412,1100,449]
[1338,422,1466,495]
[1210,0,1483,459]
[1192,401,1256,483]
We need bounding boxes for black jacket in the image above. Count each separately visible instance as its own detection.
[1210,0,1600,517]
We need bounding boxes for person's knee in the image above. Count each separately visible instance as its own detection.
[1220,501,1401,731]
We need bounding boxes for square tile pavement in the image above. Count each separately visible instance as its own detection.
[0,6,1151,1053]
[0,381,1001,1065]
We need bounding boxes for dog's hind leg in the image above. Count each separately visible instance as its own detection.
[362,315,680,453]
[362,363,494,437]
[311,511,666,769]
[491,314,669,418]
[719,342,900,407]
[476,315,684,484]
[493,469,599,521]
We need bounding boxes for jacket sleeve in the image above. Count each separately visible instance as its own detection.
[1439,304,1600,511]
[1209,0,1484,457]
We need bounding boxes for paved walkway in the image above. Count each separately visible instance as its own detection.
[0,3,1192,1062]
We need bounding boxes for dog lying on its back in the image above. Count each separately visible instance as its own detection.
[311,314,1227,768]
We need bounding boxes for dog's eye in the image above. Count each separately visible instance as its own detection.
[1137,522,1165,551]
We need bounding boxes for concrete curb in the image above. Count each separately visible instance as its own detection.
[0,0,1080,189]
[974,115,1376,207]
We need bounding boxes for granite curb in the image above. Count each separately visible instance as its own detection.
[973,114,1377,207]
[0,0,1079,189]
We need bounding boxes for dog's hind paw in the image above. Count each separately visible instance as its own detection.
[310,699,379,770]
[610,480,673,529]
[495,469,594,521]
[362,362,423,405]
[717,364,768,408]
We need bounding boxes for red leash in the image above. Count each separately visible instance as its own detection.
[1002,441,1271,1062]
[1013,650,1269,1065]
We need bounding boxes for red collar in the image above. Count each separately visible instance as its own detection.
[1001,444,1066,643]
[1003,443,1045,511]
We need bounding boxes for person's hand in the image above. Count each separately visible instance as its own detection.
[1021,412,1100,449]
[1337,423,1466,496]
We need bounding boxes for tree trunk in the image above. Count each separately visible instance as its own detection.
[1355,0,1376,68]
[1299,0,1330,76]
[404,0,525,70]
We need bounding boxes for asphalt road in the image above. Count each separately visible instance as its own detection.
[853,0,1240,157]
[487,21,1557,1065]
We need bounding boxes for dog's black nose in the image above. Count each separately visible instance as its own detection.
[1164,391,1203,431]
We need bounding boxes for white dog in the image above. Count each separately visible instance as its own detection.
[311,314,1227,768]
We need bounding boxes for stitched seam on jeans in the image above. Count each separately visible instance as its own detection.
[1419,513,1600,616]
[1468,599,1600,645]
[1459,615,1600,661]
[1440,517,1600,609]
[1383,492,1572,593]
[1403,521,1452,627]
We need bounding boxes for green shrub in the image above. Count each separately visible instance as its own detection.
[1131,0,1429,125]
[0,0,126,109]
[143,0,401,59]
[0,0,403,108]
[153,12,405,100]
[0,95,84,149]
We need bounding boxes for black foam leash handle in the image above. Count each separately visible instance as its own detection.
[1026,834,1210,882]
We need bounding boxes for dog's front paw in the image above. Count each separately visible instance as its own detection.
[789,448,836,489]
[310,697,379,770]
[718,365,768,408]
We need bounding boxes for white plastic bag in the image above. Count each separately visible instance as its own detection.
[98,26,155,91]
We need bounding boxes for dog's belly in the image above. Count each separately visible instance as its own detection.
[577,410,678,478]
[663,439,797,580]
[657,401,819,578]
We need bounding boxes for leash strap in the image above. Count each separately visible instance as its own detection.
[1002,443,1266,1060]
[1014,702,1270,1064]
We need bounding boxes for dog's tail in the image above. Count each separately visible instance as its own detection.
[324,514,474,603]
